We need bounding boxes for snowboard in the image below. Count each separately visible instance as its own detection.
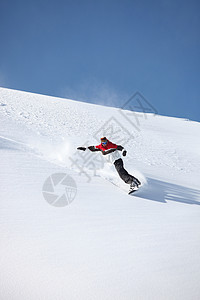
[128,186,140,195]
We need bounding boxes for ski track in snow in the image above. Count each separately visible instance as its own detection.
[1,87,200,300]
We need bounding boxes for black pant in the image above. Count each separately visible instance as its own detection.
[114,158,137,184]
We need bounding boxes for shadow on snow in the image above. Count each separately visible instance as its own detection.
[133,177,200,205]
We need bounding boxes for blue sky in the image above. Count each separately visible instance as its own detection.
[0,0,199,121]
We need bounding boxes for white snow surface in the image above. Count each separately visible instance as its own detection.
[0,87,200,300]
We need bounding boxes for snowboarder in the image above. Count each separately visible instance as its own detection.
[77,137,141,192]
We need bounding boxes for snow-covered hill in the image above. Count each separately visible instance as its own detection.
[0,87,200,300]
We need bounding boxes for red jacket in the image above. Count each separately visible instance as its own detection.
[95,140,118,151]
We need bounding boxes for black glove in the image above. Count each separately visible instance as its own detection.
[77,147,86,151]
[122,150,127,156]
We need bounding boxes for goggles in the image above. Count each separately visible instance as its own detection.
[101,141,107,145]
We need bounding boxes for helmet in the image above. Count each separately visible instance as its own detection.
[101,137,108,142]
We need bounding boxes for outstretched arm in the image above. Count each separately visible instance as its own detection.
[77,146,102,152]
[88,146,102,152]
[77,145,127,156]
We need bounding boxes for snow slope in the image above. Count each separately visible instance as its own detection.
[0,87,200,300]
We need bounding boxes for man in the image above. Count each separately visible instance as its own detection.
[77,137,141,190]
